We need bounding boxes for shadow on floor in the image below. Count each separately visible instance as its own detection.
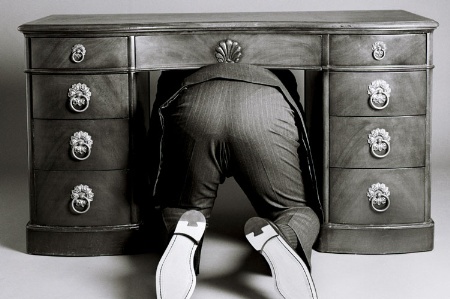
[0,171,28,253]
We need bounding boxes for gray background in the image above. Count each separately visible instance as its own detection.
[1,1,449,298]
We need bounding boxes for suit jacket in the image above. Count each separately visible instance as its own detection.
[147,63,323,223]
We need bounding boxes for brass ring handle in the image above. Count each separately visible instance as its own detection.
[368,80,391,110]
[70,131,93,161]
[368,128,391,159]
[70,184,94,214]
[68,83,91,113]
[372,41,386,61]
[71,44,86,63]
[367,183,390,213]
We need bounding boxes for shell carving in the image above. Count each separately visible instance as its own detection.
[215,39,242,63]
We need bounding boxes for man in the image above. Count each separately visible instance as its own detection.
[149,63,322,299]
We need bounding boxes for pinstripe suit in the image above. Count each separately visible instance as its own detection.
[150,63,322,267]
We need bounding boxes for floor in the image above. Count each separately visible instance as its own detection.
[1,165,449,299]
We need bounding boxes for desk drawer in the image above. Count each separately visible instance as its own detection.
[32,74,129,119]
[33,119,129,170]
[136,33,322,69]
[30,37,128,69]
[329,34,426,66]
[33,170,131,226]
[329,168,425,225]
[329,71,427,116]
[330,116,425,168]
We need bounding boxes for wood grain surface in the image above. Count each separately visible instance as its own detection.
[33,119,129,170]
[329,168,425,225]
[329,116,425,168]
[33,170,131,226]
[19,11,438,34]
[329,34,427,66]
[30,37,128,69]
[136,33,321,69]
[32,74,129,119]
[329,71,427,116]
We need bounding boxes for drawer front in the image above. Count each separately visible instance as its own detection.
[329,34,426,66]
[33,119,129,170]
[32,74,129,119]
[33,170,131,226]
[330,71,427,116]
[329,168,425,225]
[136,33,322,69]
[30,37,128,69]
[330,116,425,168]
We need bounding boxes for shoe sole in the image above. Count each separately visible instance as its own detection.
[156,210,206,299]
[245,217,318,299]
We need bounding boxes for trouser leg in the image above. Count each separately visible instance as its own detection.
[224,80,320,266]
[154,80,228,222]
[153,82,229,272]
[154,76,320,268]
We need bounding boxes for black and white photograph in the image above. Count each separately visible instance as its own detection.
[1,1,449,298]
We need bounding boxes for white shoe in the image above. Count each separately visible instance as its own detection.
[156,210,206,299]
[245,217,318,299]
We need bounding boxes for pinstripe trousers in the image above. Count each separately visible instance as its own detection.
[152,64,320,267]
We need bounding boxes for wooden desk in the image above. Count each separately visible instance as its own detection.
[19,10,438,255]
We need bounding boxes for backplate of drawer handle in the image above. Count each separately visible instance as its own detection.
[68,83,91,113]
[367,183,390,212]
[368,128,391,158]
[71,44,86,63]
[70,184,94,214]
[372,41,387,61]
[70,131,93,161]
[368,79,391,110]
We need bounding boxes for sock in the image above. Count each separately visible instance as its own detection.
[276,223,299,250]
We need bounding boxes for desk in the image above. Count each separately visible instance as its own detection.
[19,10,438,255]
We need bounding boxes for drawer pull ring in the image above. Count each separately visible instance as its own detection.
[68,83,91,113]
[368,128,391,158]
[368,80,391,110]
[372,41,386,60]
[70,184,94,214]
[70,131,93,161]
[367,183,390,213]
[215,39,242,63]
[71,44,86,63]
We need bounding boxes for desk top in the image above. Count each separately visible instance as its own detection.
[19,10,438,34]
